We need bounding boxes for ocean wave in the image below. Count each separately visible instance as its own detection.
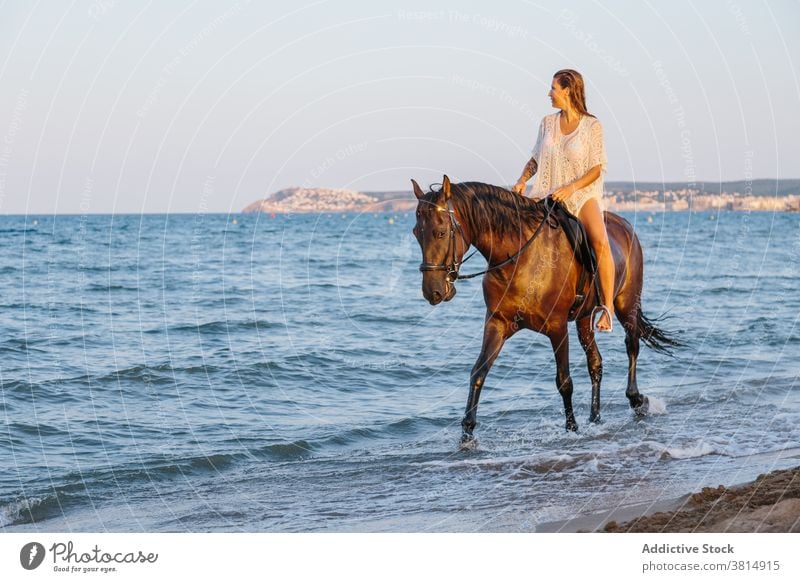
[239,418,451,457]
[1,379,86,403]
[631,439,718,461]
[0,496,51,528]
[0,475,99,528]
[347,312,406,324]
[418,452,594,477]
[91,443,317,481]
[660,440,717,460]
[0,452,256,522]
[646,396,668,415]
[87,361,254,388]
[253,440,315,461]
[91,364,175,386]
[152,320,283,335]
[315,421,417,448]
[0,338,47,355]
[6,421,69,438]
[140,453,247,474]
[738,375,799,392]
[85,283,140,292]
[74,265,125,273]
[705,286,753,296]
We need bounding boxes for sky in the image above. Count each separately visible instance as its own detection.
[0,0,798,214]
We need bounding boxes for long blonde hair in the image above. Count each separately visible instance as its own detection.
[554,69,595,118]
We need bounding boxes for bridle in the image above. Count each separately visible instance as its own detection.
[418,197,472,283]
[418,194,557,282]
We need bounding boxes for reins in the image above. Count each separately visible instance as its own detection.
[418,188,558,282]
[456,199,556,280]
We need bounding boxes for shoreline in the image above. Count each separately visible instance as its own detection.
[538,465,800,533]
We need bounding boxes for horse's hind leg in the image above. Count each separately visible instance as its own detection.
[618,300,649,417]
[461,316,509,445]
[549,325,578,431]
[576,317,602,423]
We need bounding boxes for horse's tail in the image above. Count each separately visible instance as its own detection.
[637,310,682,355]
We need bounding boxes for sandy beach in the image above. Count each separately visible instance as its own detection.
[538,466,800,533]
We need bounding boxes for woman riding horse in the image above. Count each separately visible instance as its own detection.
[512,69,615,333]
[412,177,678,443]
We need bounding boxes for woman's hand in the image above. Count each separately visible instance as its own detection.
[511,181,527,195]
[550,183,576,203]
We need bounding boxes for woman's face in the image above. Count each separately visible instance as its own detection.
[548,78,570,110]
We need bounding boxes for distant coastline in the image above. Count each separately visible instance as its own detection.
[242,179,800,214]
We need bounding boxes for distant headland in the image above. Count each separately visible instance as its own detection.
[242,179,800,214]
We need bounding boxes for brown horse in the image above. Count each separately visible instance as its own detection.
[412,176,678,444]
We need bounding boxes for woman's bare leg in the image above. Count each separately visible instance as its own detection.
[579,198,615,331]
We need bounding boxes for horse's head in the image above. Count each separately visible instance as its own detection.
[411,175,467,305]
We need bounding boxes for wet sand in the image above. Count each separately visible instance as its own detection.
[538,466,800,533]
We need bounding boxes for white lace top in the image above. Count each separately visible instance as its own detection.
[530,112,608,216]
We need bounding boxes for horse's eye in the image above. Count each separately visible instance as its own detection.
[436,230,446,239]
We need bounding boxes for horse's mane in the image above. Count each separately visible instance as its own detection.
[426,181,547,238]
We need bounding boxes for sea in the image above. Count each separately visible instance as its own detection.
[1,209,798,532]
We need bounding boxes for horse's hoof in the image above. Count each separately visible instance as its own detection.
[634,396,650,418]
[566,419,578,432]
[589,413,602,424]
[460,433,478,450]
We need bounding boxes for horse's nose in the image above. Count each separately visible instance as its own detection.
[431,290,443,304]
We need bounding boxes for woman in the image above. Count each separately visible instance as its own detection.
[511,69,615,332]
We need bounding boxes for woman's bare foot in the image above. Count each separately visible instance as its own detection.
[593,305,614,333]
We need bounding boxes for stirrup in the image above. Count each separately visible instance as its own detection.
[591,305,614,333]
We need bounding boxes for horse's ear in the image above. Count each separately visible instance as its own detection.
[442,175,451,202]
[411,179,425,200]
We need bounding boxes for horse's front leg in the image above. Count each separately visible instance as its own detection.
[549,324,578,431]
[576,316,603,423]
[461,316,509,446]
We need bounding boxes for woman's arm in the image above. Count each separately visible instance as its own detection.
[512,157,537,195]
[513,118,546,195]
[550,164,602,203]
